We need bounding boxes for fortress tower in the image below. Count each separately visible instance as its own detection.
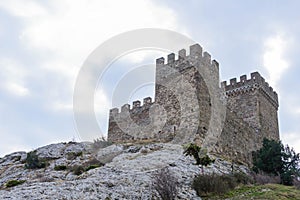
[107,43,280,165]
[222,73,279,141]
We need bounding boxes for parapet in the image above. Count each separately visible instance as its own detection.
[155,43,219,72]
[109,97,153,118]
[222,72,279,108]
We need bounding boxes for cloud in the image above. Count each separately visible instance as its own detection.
[0,0,183,153]
[0,0,181,112]
[0,58,29,96]
[0,0,46,18]
[263,34,289,89]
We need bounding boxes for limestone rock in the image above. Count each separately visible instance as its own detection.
[0,142,250,199]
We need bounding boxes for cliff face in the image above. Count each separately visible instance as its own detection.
[0,142,249,199]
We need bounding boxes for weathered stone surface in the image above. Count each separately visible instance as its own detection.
[107,44,280,166]
[0,142,250,199]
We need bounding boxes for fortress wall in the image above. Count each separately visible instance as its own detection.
[107,43,280,165]
[108,97,160,142]
[213,108,261,166]
[258,91,280,140]
[155,44,220,144]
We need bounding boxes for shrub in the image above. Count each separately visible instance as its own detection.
[281,171,294,186]
[92,137,112,150]
[25,151,47,169]
[152,168,178,200]
[71,158,104,175]
[251,171,280,185]
[193,173,229,196]
[66,151,83,160]
[54,165,67,171]
[192,172,252,197]
[72,165,85,175]
[84,158,104,171]
[183,143,215,174]
[6,180,26,188]
[294,178,300,190]
[233,172,254,185]
[183,143,201,165]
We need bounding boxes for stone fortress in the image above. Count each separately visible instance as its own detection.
[107,44,279,165]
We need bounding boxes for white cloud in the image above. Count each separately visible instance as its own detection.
[0,0,182,111]
[0,0,46,18]
[4,82,29,96]
[0,58,30,96]
[263,34,289,89]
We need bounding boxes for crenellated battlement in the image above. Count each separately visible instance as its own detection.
[108,43,280,165]
[222,72,278,108]
[155,44,219,73]
[109,97,153,118]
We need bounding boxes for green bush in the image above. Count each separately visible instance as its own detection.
[192,173,252,197]
[233,172,254,185]
[193,173,229,196]
[6,180,26,188]
[72,165,85,175]
[252,138,300,186]
[25,151,47,169]
[66,151,83,160]
[183,143,215,165]
[71,158,103,175]
[280,171,294,186]
[54,165,67,171]
[84,158,104,171]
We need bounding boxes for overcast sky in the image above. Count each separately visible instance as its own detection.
[0,0,299,157]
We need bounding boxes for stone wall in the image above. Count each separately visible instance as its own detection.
[107,43,280,165]
[222,72,279,141]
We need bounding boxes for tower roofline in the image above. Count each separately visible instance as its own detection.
[222,72,279,108]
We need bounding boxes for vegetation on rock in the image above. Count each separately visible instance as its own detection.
[66,151,83,160]
[72,165,85,175]
[25,151,47,169]
[183,143,215,172]
[152,167,178,200]
[206,184,300,200]
[192,172,253,197]
[54,165,67,171]
[6,180,26,188]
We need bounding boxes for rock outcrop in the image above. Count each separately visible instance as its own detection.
[0,142,249,199]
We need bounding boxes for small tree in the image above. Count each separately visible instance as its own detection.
[183,143,215,173]
[25,151,46,169]
[281,144,300,185]
[252,138,284,175]
[252,138,300,185]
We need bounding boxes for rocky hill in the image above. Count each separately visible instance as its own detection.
[0,142,249,199]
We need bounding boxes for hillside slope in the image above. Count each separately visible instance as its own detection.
[0,142,249,199]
